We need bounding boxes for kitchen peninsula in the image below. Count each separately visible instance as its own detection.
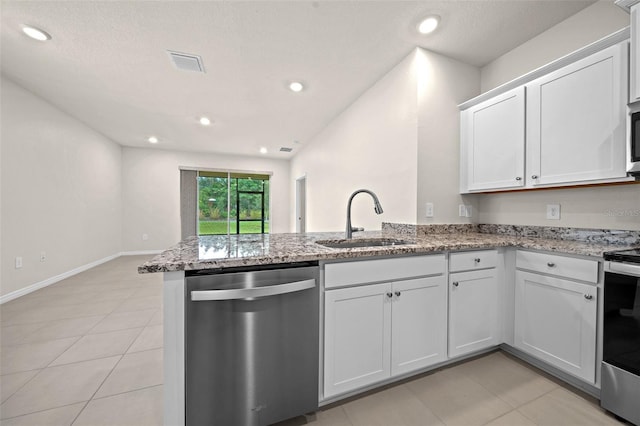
[140,224,640,426]
[139,224,639,273]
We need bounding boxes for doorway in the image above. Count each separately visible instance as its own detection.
[296,176,306,233]
[197,171,270,235]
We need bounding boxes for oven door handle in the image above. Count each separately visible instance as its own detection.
[607,262,640,277]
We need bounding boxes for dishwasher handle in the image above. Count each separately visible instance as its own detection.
[191,278,316,301]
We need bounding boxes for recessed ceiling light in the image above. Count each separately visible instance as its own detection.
[148,136,159,144]
[289,81,304,92]
[22,25,51,41]
[260,147,268,154]
[199,117,211,126]
[417,15,440,35]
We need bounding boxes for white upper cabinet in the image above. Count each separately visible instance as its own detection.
[526,43,628,186]
[460,33,630,193]
[632,3,640,103]
[460,87,525,192]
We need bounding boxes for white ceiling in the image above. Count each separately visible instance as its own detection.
[1,0,595,158]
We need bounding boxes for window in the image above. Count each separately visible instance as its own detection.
[197,171,270,235]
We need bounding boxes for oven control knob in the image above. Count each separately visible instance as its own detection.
[584,294,593,300]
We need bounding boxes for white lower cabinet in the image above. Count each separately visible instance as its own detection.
[323,275,446,398]
[324,283,391,398]
[449,268,499,358]
[391,277,447,376]
[514,270,598,383]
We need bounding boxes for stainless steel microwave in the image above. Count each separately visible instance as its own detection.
[630,111,640,176]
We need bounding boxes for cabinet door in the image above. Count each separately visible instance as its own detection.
[632,4,640,103]
[514,271,597,383]
[461,86,525,192]
[449,269,499,358]
[324,283,391,398]
[391,276,447,376]
[526,42,627,186]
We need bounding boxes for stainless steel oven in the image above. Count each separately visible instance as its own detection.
[601,249,640,425]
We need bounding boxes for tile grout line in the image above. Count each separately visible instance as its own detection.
[0,400,90,422]
[70,353,125,426]
[1,256,160,423]
[70,319,151,423]
[402,380,449,426]
[70,274,157,425]
[87,383,164,403]
[84,310,158,336]
[0,369,42,409]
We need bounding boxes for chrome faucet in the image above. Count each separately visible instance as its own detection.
[345,189,384,239]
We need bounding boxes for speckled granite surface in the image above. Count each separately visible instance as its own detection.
[477,224,640,245]
[138,226,640,273]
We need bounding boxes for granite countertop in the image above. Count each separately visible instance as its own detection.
[138,225,640,273]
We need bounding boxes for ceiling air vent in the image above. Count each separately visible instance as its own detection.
[167,50,205,73]
[280,147,293,152]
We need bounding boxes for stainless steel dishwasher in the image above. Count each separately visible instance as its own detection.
[185,262,319,426]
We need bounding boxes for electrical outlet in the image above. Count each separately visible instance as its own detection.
[425,203,434,218]
[546,204,561,220]
[465,205,473,218]
[459,204,466,217]
[142,233,149,241]
[40,251,46,262]
[15,256,23,269]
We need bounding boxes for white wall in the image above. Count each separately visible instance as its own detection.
[477,185,640,230]
[477,0,639,231]
[481,0,629,92]
[290,52,419,232]
[121,147,290,251]
[416,49,480,224]
[1,76,123,298]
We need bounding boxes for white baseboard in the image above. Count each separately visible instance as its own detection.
[1,253,121,304]
[1,250,165,304]
[120,250,163,256]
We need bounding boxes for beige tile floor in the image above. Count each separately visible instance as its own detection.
[0,256,625,425]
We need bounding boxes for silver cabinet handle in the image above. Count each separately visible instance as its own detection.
[386,292,393,298]
[584,294,593,300]
[515,177,522,181]
[452,282,459,287]
[532,175,539,179]
[191,279,315,301]
[547,262,556,267]
[395,291,401,297]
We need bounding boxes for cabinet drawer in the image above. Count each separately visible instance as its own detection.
[325,255,445,289]
[450,250,498,272]
[516,251,598,284]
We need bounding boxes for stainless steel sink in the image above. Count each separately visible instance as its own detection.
[315,238,410,249]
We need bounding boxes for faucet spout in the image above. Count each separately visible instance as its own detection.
[345,189,384,239]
